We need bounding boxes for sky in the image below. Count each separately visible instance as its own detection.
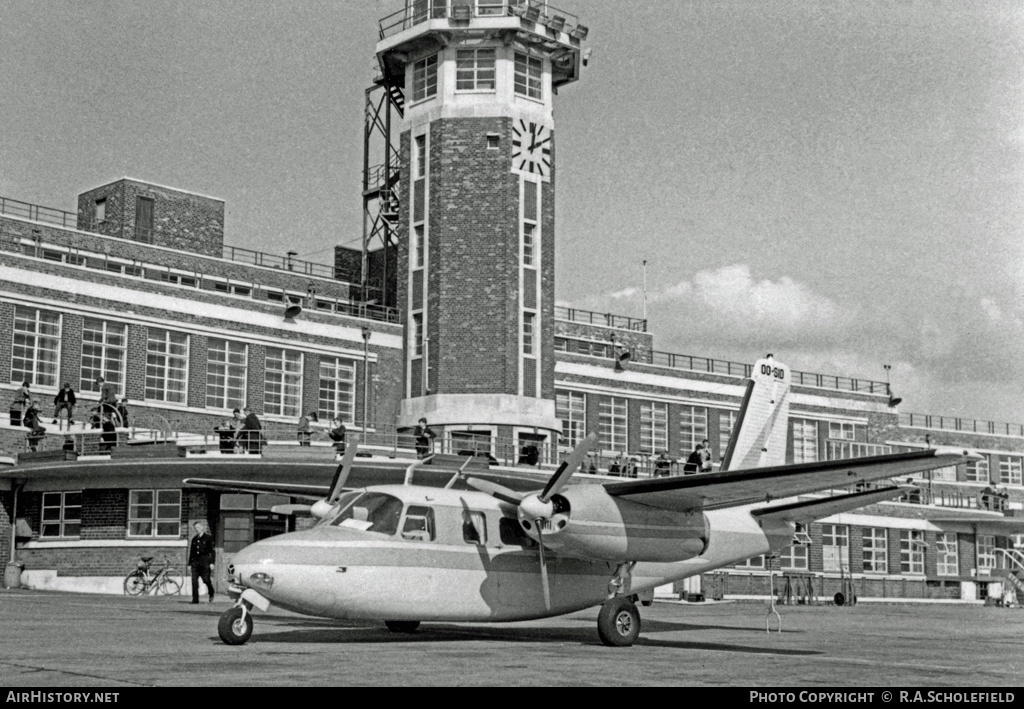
[1,0,1022,425]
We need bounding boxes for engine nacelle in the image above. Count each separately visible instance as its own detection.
[519,484,709,563]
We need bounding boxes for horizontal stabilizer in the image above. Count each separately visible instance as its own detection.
[751,485,914,524]
[182,477,329,501]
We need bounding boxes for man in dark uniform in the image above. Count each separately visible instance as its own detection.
[188,521,215,604]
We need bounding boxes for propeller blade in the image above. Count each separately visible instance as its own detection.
[540,432,598,502]
[465,477,525,505]
[537,524,551,612]
[327,435,359,503]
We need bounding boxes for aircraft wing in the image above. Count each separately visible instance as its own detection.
[182,478,330,501]
[750,485,916,523]
[601,448,975,512]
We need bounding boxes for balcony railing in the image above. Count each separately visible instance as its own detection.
[900,413,1024,439]
[556,336,890,395]
[554,306,647,332]
[379,1,583,41]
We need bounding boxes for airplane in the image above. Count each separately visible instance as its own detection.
[185,356,977,647]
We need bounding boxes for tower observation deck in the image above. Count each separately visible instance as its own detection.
[365,0,589,459]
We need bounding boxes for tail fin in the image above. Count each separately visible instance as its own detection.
[720,356,791,471]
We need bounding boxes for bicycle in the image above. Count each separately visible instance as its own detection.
[123,556,183,596]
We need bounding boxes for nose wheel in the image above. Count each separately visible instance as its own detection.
[597,596,641,647]
[218,605,254,645]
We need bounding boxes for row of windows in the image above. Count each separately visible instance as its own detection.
[411,50,543,102]
[740,526,996,576]
[41,490,181,539]
[11,306,356,421]
[556,390,861,458]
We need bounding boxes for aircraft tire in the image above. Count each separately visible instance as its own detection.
[384,620,420,633]
[218,606,254,645]
[597,597,641,647]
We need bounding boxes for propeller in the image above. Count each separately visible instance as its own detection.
[309,436,360,518]
[466,433,598,610]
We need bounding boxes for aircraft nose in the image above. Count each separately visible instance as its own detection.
[229,539,280,587]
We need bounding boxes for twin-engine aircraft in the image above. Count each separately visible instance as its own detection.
[186,357,975,647]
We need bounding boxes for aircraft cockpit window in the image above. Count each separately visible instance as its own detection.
[401,505,435,542]
[499,516,536,548]
[462,510,487,545]
[317,491,362,527]
[331,492,403,535]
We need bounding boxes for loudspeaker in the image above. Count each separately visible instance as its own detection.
[283,300,302,320]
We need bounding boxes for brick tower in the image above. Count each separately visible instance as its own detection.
[375,2,588,457]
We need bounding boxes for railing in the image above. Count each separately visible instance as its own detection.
[1,227,401,324]
[557,335,890,395]
[900,413,1024,439]
[554,306,647,332]
[0,195,363,288]
[379,0,583,40]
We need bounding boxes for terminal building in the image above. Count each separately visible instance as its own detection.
[2,0,1023,604]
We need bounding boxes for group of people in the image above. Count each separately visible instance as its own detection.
[577,440,715,477]
[981,486,1011,511]
[215,407,265,453]
[11,378,130,451]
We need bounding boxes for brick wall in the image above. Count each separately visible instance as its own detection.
[77,179,225,257]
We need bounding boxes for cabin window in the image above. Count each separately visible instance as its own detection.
[463,510,487,544]
[330,492,403,535]
[401,505,436,541]
[499,516,536,548]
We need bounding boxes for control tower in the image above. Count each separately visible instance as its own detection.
[374,1,588,456]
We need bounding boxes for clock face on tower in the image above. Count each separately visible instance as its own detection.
[512,120,551,179]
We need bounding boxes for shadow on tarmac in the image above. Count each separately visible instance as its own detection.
[215,617,819,657]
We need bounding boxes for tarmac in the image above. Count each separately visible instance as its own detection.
[0,588,1020,687]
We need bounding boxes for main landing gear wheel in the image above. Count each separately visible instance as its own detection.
[218,606,254,645]
[597,597,641,647]
[384,620,420,633]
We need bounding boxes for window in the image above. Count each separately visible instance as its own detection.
[965,458,990,483]
[599,397,628,452]
[828,421,855,440]
[499,516,536,548]
[401,505,436,541]
[863,528,888,573]
[822,524,849,572]
[12,307,61,388]
[486,133,500,149]
[792,418,818,464]
[931,465,957,482]
[413,225,425,269]
[206,339,247,410]
[556,390,585,448]
[735,555,765,569]
[145,329,188,404]
[455,48,496,91]
[523,223,535,267]
[80,318,127,396]
[41,491,81,538]
[680,406,708,454]
[719,410,736,458]
[265,348,303,418]
[94,198,106,223]
[522,312,536,356]
[900,530,925,574]
[411,54,438,102]
[463,510,487,544]
[514,52,543,100]
[412,313,424,358]
[780,525,809,570]
[129,489,181,537]
[999,457,1022,486]
[319,356,355,424]
[977,534,996,569]
[936,533,959,576]
[640,401,668,455]
[414,134,427,181]
[329,492,403,536]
